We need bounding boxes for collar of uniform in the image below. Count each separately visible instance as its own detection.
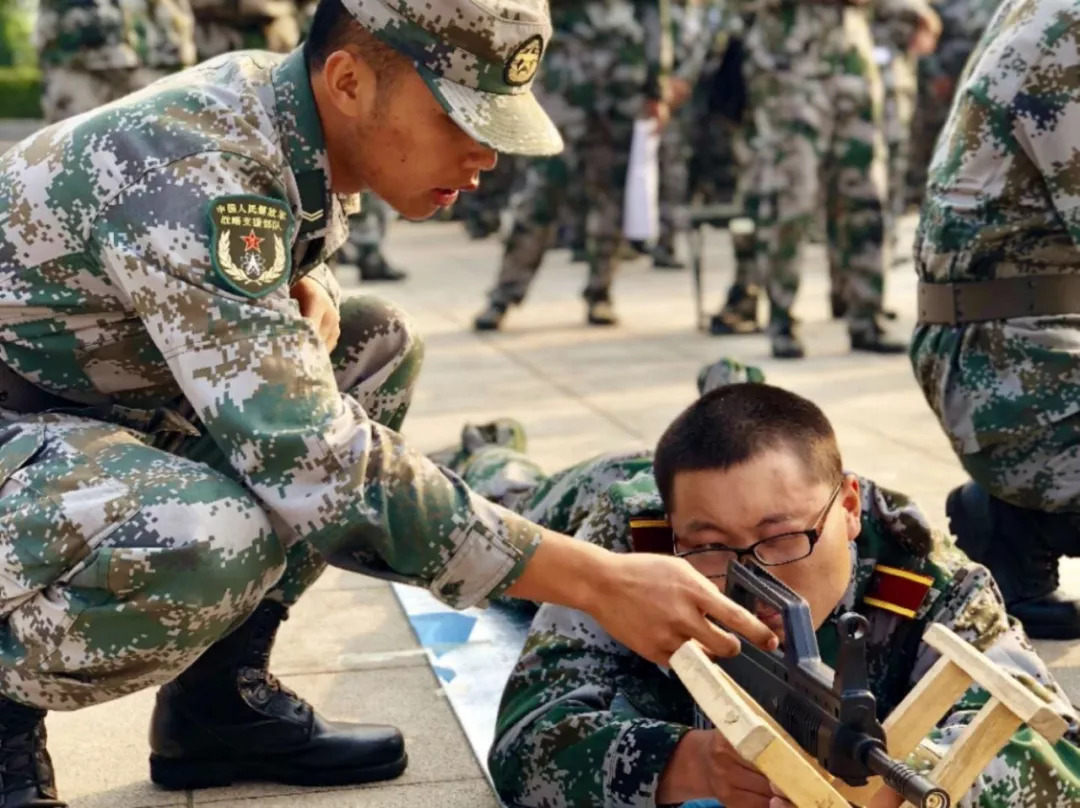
[270,48,359,242]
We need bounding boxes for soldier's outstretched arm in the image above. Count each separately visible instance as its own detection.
[906,564,1080,806]
[95,151,773,666]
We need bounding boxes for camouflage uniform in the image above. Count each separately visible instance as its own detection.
[871,6,919,250]
[481,0,673,312]
[34,0,197,124]
[910,0,1080,514]
[189,0,301,60]
[465,446,1080,807]
[740,0,899,337]
[0,47,552,710]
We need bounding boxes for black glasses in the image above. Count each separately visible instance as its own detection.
[673,478,845,579]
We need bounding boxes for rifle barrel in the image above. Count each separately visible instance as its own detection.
[864,746,950,808]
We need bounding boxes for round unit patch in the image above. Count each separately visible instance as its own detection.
[505,35,544,87]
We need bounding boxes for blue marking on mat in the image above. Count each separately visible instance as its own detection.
[409,612,477,656]
[392,584,534,781]
[432,665,457,683]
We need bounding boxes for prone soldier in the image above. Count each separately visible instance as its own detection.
[441,368,1080,807]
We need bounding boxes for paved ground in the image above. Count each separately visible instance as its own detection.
[7,178,1076,806]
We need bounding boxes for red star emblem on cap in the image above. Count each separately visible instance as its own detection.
[241,229,264,252]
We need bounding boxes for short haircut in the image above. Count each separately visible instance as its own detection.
[304,0,408,82]
[654,383,843,512]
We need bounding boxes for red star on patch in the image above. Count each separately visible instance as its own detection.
[241,229,264,252]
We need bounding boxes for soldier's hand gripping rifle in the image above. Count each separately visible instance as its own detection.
[718,560,950,808]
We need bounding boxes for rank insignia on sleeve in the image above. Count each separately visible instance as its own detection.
[629,517,673,555]
[208,195,294,298]
[863,564,935,619]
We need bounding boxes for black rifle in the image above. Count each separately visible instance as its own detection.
[717,560,950,808]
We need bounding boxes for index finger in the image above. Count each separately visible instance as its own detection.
[697,584,779,654]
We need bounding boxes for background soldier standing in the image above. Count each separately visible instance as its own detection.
[912,0,1080,641]
[189,0,300,59]
[35,0,197,124]
[737,0,937,359]
[473,0,676,331]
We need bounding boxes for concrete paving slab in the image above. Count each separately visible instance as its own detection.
[272,587,430,674]
[212,777,498,807]
[48,690,182,808]
[191,665,483,804]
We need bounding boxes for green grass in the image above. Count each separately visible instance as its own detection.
[0,65,41,118]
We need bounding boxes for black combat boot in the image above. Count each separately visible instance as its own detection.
[770,320,806,359]
[709,283,761,336]
[849,317,907,354]
[149,601,406,790]
[587,299,619,326]
[474,302,508,331]
[357,247,407,282]
[651,243,686,270]
[947,482,1080,640]
[0,696,64,808]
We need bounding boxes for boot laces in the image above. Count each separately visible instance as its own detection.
[239,608,307,718]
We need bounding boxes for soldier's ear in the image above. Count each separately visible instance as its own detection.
[841,475,861,542]
[318,46,377,121]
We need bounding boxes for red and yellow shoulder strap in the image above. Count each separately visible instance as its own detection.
[863,564,935,619]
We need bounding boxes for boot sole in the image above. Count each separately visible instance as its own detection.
[149,751,408,790]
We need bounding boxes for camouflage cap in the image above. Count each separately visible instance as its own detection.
[341,0,564,156]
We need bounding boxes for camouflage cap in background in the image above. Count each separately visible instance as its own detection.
[341,0,564,156]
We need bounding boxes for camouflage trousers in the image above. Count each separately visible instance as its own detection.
[0,296,422,710]
[911,321,1080,514]
[41,66,172,125]
[880,53,917,246]
[743,9,889,332]
[447,444,651,540]
[830,49,916,291]
[192,16,300,61]
[658,110,693,253]
[487,119,635,307]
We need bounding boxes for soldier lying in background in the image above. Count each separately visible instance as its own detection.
[433,361,1080,808]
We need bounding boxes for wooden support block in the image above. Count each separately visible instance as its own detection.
[883,656,974,759]
[903,697,1022,807]
[922,625,1067,743]
[670,642,853,808]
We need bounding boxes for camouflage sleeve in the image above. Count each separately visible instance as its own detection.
[1006,10,1080,245]
[93,151,541,609]
[300,262,342,309]
[907,560,1080,806]
[489,493,690,808]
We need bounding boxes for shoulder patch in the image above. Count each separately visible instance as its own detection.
[208,195,293,298]
[863,564,935,619]
[629,517,672,555]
